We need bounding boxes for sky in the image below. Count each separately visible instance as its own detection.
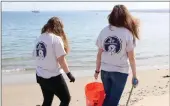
[2,2,170,11]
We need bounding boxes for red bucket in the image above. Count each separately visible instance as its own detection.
[85,82,105,106]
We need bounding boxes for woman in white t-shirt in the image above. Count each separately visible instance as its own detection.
[33,17,75,106]
[94,5,139,106]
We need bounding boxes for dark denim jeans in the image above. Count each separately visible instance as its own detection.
[101,70,128,106]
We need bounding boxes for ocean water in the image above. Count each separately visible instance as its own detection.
[2,11,169,74]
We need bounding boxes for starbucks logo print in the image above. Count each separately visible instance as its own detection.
[104,36,122,55]
[36,42,47,60]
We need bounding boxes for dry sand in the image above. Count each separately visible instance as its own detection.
[2,69,169,106]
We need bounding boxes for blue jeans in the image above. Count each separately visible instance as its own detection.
[101,70,128,106]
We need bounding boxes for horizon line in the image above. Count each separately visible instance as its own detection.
[2,9,170,12]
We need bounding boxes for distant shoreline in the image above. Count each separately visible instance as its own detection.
[2,9,170,13]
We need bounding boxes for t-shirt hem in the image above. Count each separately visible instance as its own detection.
[101,69,129,74]
[101,66,129,74]
[36,72,61,79]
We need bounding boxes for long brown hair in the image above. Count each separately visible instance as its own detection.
[108,5,140,40]
[41,17,69,53]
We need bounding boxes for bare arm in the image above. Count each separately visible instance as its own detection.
[96,48,103,72]
[57,55,70,73]
[57,55,75,82]
[127,50,136,78]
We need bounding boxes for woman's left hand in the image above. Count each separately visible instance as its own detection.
[94,71,100,80]
[132,77,139,88]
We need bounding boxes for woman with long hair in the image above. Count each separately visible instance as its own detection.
[94,5,139,106]
[33,17,75,106]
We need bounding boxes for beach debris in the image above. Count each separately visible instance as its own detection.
[163,75,170,78]
[159,87,163,89]
[165,85,168,88]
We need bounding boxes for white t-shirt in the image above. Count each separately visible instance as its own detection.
[33,33,66,78]
[96,25,135,74]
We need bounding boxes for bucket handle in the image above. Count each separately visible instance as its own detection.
[93,78,100,82]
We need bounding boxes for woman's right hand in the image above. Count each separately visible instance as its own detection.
[94,70,100,80]
[94,73,99,80]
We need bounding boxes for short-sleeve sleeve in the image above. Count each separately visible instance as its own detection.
[96,30,103,49]
[126,30,136,52]
[53,36,66,58]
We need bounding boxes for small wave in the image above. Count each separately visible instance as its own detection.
[2,67,35,73]
[2,68,26,73]
[2,57,33,61]
[136,54,168,60]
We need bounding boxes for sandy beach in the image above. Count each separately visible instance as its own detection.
[2,69,169,106]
